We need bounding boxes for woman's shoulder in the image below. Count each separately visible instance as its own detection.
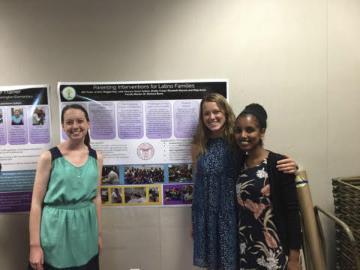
[191,143,201,161]
[55,143,67,154]
[95,150,103,161]
[266,151,289,173]
[39,149,52,162]
[36,150,53,170]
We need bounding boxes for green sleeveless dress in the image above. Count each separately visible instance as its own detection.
[40,147,99,269]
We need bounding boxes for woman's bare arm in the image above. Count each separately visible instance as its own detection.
[94,152,103,254]
[29,151,52,270]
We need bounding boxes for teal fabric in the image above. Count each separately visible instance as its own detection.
[40,148,99,268]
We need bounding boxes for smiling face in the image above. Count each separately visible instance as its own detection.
[14,109,21,117]
[62,108,89,141]
[234,114,265,152]
[201,101,226,137]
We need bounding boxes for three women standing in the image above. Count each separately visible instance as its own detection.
[28,96,299,269]
[29,104,103,270]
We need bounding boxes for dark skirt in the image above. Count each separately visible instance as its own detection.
[28,254,99,270]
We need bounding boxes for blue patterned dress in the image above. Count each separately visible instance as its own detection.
[236,159,287,270]
[192,138,238,270]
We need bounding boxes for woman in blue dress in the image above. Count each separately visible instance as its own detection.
[29,104,103,270]
[191,94,298,270]
[234,103,301,270]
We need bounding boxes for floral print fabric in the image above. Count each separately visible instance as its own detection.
[236,159,287,270]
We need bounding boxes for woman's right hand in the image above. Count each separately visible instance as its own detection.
[29,244,44,270]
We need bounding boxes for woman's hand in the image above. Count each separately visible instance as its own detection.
[98,234,103,255]
[287,258,300,270]
[276,156,298,174]
[287,249,300,270]
[29,244,44,270]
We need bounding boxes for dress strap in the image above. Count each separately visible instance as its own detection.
[50,146,97,160]
[49,147,62,161]
[88,146,97,160]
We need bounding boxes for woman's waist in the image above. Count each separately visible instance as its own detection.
[43,200,95,210]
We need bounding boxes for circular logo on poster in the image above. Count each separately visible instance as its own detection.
[62,87,76,101]
[137,143,155,160]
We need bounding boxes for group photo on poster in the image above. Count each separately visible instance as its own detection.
[58,80,227,207]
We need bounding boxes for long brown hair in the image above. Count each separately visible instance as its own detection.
[61,104,91,148]
[192,93,236,160]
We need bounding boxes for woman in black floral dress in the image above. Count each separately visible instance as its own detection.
[234,104,301,270]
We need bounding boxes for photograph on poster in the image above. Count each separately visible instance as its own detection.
[102,165,120,185]
[32,107,46,125]
[163,184,193,205]
[110,187,123,204]
[0,109,3,124]
[169,164,192,183]
[124,187,147,204]
[149,186,160,203]
[125,165,164,185]
[101,188,109,204]
[11,107,24,125]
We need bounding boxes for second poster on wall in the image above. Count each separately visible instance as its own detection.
[58,80,227,207]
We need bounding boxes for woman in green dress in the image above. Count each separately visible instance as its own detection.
[29,104,103,270]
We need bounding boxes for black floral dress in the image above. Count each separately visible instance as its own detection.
[236,159,287,270]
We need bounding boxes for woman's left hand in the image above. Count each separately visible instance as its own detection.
[276,156,298,174]
[98,235,103,255]
[287,259,300,270]
[287,249,300,270]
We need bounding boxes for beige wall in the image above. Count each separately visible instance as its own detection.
[0,0,359,269]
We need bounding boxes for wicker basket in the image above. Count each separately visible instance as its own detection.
[332,177,360,270]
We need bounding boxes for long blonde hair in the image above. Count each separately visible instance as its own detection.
[192,93,236,160]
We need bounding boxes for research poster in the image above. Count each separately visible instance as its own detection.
[0,85,51,212]
[58,80,227,207]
